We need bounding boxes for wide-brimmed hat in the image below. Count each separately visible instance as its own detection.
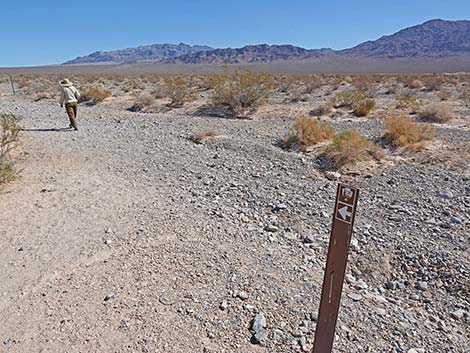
[60,78,73,87]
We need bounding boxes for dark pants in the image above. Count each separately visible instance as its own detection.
[65,102,78,129]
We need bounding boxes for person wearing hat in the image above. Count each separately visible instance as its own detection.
[59,79,81,131]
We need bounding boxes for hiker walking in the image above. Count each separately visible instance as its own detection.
[59,78,80,131]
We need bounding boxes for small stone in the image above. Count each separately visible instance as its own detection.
[264,224,279,232]
[417,281,428,291]
[105,227,112,234]
[303,234,315,244]
[252,312,266,332]
[104,292,118,301]
[219,301,228,311]
[104,239,112,245]
[350,238,360,251]
[325,171,342,181]
[345,274,356,284]
[347,293,362,301]
[451,309,466,320]
[236,291,249,300]
[273,203,288,212]
[354,279,368,290]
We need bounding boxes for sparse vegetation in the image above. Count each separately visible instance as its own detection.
[281,117,335,151]
[383,113,435,149]
[0,113,21,185]
[80,85,112,105]
[130,93,156,112]
[331,90,365,108]
[323,130,383,168]
[210,66,274,117]
[395,93,420,110]
[164,76,197,108]
[352,98,376,117]
[419,102,453,123]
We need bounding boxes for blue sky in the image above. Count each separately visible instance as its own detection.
[1,0,468,67]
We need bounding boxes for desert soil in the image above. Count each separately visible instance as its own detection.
[0,85,468,353]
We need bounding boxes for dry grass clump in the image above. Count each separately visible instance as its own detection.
[129,93,156,112]
[383,113,435,149]
[0,113,21,185]
[331,90,365,108]
[351,76,378,97]
[210,67,274,117]
[421,75,445,91]
[418,103,453,123]
[80,85,112,105]
[395,93,420,110]
[190,130,223,144]
[353,99,376,117]
[323,130,383,168]
[281,117,335,151]
[164,76,197,108]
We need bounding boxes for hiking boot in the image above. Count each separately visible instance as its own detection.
[73,127,79,131]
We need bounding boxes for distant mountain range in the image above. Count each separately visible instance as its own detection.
[63,19,470,65]
[64,43,213,65]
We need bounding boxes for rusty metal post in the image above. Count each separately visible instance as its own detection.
[312,184,359,353]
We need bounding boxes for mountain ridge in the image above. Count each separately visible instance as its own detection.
[63,19,470,65]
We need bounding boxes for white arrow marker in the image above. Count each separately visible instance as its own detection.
[338,206,352,220]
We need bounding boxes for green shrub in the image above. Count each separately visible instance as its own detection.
[210,66,274,117]
[0,113,21,185]
[163,76,197,108]
[331,90,365,108]
[80,85,112,105]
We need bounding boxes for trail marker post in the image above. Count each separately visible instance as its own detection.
[9,75,16,95]
[312,184,359,353]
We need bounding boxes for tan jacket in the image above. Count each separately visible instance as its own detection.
[60,86,81,105]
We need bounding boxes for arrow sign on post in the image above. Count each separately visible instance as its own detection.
[312,184,359,353]
[337,205,352,221]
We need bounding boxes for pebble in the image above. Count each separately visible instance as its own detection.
[264,224,279,232]
[347,293,362,301]
[451,309,466,320]
[251,312,268,344]
[417,281,428,291]
[235,291,249,300]
[104,292,118,301]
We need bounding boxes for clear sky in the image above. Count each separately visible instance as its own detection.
[1,0,469,67]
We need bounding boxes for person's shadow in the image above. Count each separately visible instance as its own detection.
[21,127,72,132]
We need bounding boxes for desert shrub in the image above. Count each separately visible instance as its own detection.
[351,76,378,98]
[80,85,112,105]
[163,76,196,108]
[383,113,435,149]
[282,117,335,151]
[190,130,223,144]
[0,113,21,185]
[421,75,445,91]
[324,130,383,168]
[459,89,470,108]
[129,93,155,112]
[210,67,274,117]
[33,92,51,102]
[419,103,453,123]
[408,79,423,89]
[395,93,420,110]
[353,99,376,117]
[331,90,365,108]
